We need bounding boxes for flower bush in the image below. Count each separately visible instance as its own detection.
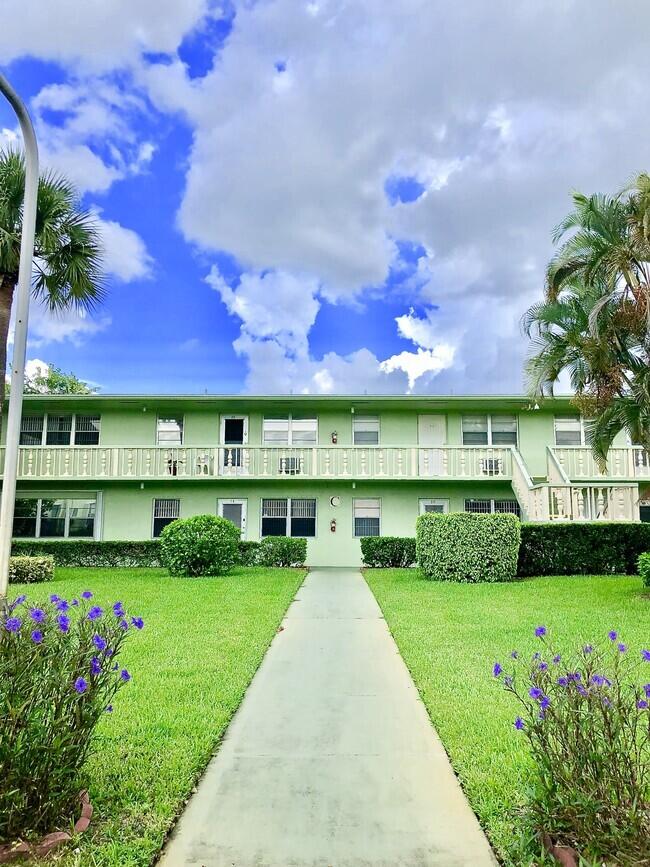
[494,626,650,862]
[0,590,143,841]
[160,514,240,576]
[8,555,54,583]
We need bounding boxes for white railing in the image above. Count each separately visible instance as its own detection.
[0,445,515,481]
[543,484,638,521]
[553,447,650,479]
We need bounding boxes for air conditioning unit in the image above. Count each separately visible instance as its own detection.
[480,458,503,477]
[279,457,303,475]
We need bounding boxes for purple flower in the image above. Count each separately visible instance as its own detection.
[120,669,131,682]
[534,626,547,638]
[31,629,43,644]
[576,683,588,697]
[532,651,541,661]
[538,662,548,672]
[504,675,513,688]
[56,599,69,612]
[71,598,79,607]
[591,674,608,687]
[617,643,627,654]
[105,705,113,713]
[608,630,618,642]
[642,650,650,662]
[529,686,543,700]
[493,662,502,678]
[510,650,518,659]
[74,677,88,694]
[81,591,93,600]
[10,594,27,610]
[57,615,70,633]
[583,644,594,655]
[90,656,102,675]
[514,717,525,730]
[644,684,650,698]
[552,654,561,665]
[637,700,649,710]
[87,606,103,622]
[540,695,551,711]
[92,634,107,652]
[557,677,569,687]
[131,617,144,630]
[49,594,60,603]
[118,618,128,630]
[29,607,46,624]
[568,671,582,682]
[5,617,21,633]
[113,601,125,618]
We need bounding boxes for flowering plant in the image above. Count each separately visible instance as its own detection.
[494,627,650,862]
[0,590,143,840]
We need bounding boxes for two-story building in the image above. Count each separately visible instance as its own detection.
[2,394,649,566]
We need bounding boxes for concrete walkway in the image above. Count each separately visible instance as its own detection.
[158,568,496,867]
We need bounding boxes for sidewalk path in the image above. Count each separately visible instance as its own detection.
[158,568,496,867]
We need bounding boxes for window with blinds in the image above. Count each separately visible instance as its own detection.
[490,415,517,445]
[263,417,317,446]
[554,416,583,446]
[462,414,517,446]
[462,415,489,445]
[157,418,184,446]
[152,499,180,537]
[354,498,380,537]
[353,416,379,445]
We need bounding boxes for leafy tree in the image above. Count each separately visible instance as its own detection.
[525,174,650,465]
[24,362,95,394]
[0,149,103,406]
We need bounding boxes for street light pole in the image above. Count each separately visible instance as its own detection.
[0,72,39,604]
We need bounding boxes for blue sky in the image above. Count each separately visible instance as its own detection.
[1,1,649,395]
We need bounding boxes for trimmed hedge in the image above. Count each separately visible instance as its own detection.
[257,537,307,567]
[239,540,261,566]
[11,540,162,567]
[360,536,416,568]
[160,514,241,576]
[8,556,54,583]
[517,523,650,577]
[416,512,521,583]
[639,553,650,587]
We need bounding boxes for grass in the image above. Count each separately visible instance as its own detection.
[363,568,650,866]
[8,566,305,867]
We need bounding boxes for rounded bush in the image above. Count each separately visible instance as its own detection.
[160,514,240,576]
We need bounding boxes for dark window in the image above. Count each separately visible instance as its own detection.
[153,499,180,537]
[462,415,488,445]
[641,505,650,523]
[40,499,66,536]
[465,499,492,514]
[290,499,316,537]
[74,415,100,445]
[261,499,288,536]
[68,499,96,537]
[20,416,44,445]
[46,415,73,446]
[223,418,244,444]
[354,499,380,537]
[494,499,521,518]
[13,499,38,537]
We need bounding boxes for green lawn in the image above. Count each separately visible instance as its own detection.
[364,569,650,867]
[9,566,305,867]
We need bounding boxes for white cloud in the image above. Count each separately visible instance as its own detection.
[27,302,111,348]
[94,213,154,282]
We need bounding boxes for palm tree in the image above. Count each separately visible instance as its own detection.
[0,149,103,406]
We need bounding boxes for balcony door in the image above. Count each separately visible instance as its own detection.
[418,414,446,476]
[220,416,248,476]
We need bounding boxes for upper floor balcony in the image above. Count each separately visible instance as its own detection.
[0,444,515,482]
[553,447,650,480]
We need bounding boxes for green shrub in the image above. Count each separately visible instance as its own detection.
[639,552,650,587]
[360,536,416,568]
[417,512,521,582]
[238,540,261,566]
[0,590,143,840]
[11,540,163,567]
[517,522,650,577]
[8,556,54,583]
[160,514,240,577]
[258,537,307,567]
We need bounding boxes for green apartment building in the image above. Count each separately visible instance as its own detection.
[3,394,649,566]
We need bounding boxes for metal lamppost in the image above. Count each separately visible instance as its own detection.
[0,72,39,603]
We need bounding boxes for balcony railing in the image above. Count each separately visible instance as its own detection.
[553,447,650,480]
[0,444,514,481]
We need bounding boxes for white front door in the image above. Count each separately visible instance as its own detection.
[418,415,446,476]
[218,498,247,537]
[220,416,249,476]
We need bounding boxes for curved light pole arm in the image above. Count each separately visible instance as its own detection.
[0,72,39,602]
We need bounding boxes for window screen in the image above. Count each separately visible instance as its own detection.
[153,499,180,537]
[263,418,290,445]
[290,499,316,537]
[261,498,288,536]
[494,499,521,517]
[464,499,492,514]
[157,418,183,446]
[554,416,582,446]
[291,418,317,445]
[20,416,44,446]
[353,416,379,445]
[354,498,380,537]
[74,415,101,445]
[462,415,488,445]
[45,415,72,446]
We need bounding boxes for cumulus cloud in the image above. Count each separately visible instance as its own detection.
[94,213,154,282]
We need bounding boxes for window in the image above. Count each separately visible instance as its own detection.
[554,415,583,446]
[152,499,180,537]
[354,498,380,537]
[18,414,101,446]
[20,416,44,445]
[353,415,380,445]
[263,416,317,446]
[74,415,100,445]
[462,414,518,446]
[13,497,96,538]
[157,417,183,446]
[261,498,317,537]
[45,415,72,446]
[419,498,449,514]
[465,498,521,518]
